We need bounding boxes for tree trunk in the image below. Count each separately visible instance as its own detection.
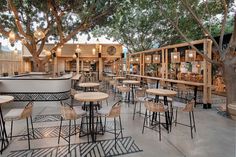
[33,57,45,72]
[223,60,236,119]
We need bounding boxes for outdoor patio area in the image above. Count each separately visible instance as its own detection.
[1,89,235,157]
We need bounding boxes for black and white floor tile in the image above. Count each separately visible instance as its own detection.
[8,136,142,157]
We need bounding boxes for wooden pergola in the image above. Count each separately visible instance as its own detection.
[127,39,212,108]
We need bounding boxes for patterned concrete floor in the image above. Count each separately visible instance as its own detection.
[1,91,235,157]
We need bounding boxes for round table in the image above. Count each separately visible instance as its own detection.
[114,77,126,80]
[74,92,108,142]
[0,95,14,154]
[123,80,140,104]
[146,89,177,131]
[78,82,100,92]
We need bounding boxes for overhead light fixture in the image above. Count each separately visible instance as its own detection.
[136,58,139,61]
[173,55,178,59]
[34,28,45,40]
[189,52,193,58]
[130,58,134,62]
[92,48,96,55]
[44,50,51,56]
[76,45,81,53]
[56,47,62,56]
[73,53,78,59]
[8,31,16,44]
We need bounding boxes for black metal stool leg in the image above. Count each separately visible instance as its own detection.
[114,117,117,149]
[30,116,35,138]
[58,117,63,144]
[133,102,137,120]
[26,118,30,149]
[142,109,147,134]
[159,112,161,141]
[175,108,178,126]
[68,120,71,152]
[192,111,196,132]
[189,112,193,139]
[119,116,123,138]
[10,120,13,140]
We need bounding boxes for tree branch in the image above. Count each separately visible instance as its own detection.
[219,0,228,51]
[8,0,32,40]
[157,2,221,65]
[47,0,64,43]
[179,0,222,55]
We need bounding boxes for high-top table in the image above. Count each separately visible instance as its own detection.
[78,82,100,92]
[146,89,177,131]
[74,92,108,142]
[123,80,140,104]
[0,95,14,154]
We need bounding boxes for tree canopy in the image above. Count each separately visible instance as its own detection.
[0,0,124,70]
[92,0,234,53]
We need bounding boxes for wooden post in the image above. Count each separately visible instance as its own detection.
[165,48,168,79]
[203,39,211,109]
[207,39,212,107]
[140,53,144,75]
[127,54,130,74]
[76,57,80,74]
[99,57,103,81]
[162,48,165,79]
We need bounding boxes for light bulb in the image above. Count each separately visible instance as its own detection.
[189,53,193,58]
[8,31,16,44]
[173,55,177,59]
[92,48,96,55]
[56,47,62,56]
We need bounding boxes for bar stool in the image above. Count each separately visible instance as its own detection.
[58,102,87,152]
[133,88,147,120]
[142,101,168,141]
[173,99,196,138]
[4,101,35,149]
[115,85,130,104]
[97,100,123,148]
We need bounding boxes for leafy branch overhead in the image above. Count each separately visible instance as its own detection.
[0,0,123,70]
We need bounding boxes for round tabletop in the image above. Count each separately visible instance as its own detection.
[123,80,140,84]
[107,74,116,77]
[78,82,100,88]
[74,92,109,102]
[146,89,177,97]
[0,95,14,105]
[114,77,126,80]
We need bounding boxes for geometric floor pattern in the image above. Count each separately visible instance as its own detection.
[8,136,142,157]
[33,114,61,123]
[18,120,121,141]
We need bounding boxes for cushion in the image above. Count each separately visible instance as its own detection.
[97,106,112,116]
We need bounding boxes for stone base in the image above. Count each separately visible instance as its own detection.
[228,103,236,120]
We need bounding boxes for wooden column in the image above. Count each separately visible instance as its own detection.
[76,57,80,74]
[203,39,212,108]
[162,48,165,79]
[53,57,57,76]
[81,60,84,72]
[140,53,144,75]
[207,39,212,107]
[165,49,168,79]
[127,54,130,74]
[99,56,103,81]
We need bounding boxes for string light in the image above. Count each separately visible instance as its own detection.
[92,48,96,55]
[56,47,62,56]
[8,31,16,44]
[34,28,45,40]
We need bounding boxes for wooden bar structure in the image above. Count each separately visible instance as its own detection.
[21,43,123,80]
[127,39,212,108]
